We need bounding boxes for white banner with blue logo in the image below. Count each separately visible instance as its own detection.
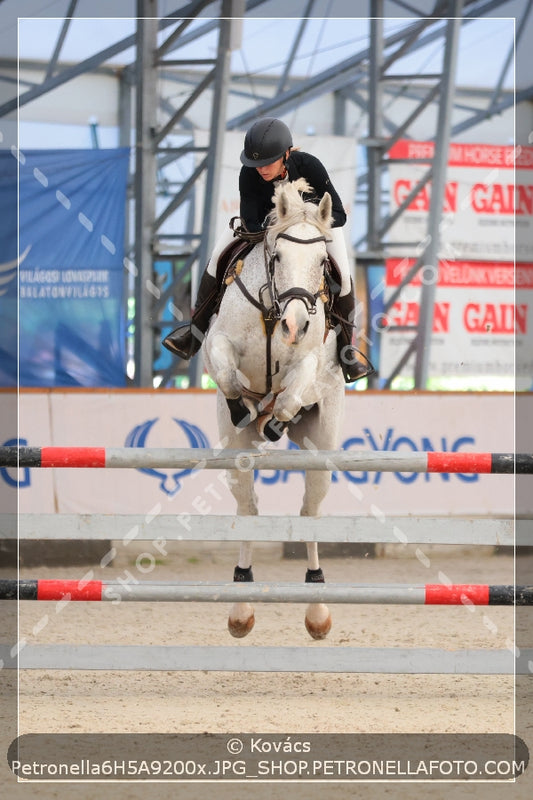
[3,389,519,518]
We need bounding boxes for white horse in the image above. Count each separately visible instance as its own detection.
[203,178,345,640]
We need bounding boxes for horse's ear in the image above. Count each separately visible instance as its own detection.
[318,192,332,226]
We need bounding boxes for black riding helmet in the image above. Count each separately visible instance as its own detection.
[240,117,293,168]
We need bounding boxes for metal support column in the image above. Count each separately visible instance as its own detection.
[118,70,133,149]
[134,3,159,386]
[332,90,347,136]
[366,5,384,389]
[190,0,244,386]
[366,5,384,254]
[414,3,463,388]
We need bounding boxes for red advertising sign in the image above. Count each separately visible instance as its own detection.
[387,141,533,262]
[379,258,532,380]
[381,141,533,380]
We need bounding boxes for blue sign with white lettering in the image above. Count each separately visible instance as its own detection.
[0,148,129,386]
[0,150,17,385]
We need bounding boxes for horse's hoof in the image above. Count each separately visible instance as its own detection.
[228,613,255,638]
[305,605,332,640]
[305,615,332,640]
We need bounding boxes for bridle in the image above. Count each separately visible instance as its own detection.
[265,231,330,316]
[228,228,331,395]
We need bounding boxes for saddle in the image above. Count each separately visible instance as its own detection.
[211,223,259,311]
[216,237,255,290]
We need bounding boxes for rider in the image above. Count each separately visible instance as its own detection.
[163,117,373,383]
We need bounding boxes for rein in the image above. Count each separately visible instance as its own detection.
[228,228,331,395]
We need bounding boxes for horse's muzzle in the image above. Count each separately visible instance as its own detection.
[281,315,310,344]
[281,296,312,344]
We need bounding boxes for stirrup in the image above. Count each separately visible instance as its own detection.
[343,360,375,383]
[339,346,375,384]
[162,323,202,360]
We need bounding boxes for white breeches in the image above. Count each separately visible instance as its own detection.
[207,223,352,297]
[326,226,352,297]
[206,227,235,278]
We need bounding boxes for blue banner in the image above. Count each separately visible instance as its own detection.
[0,151,17,385]
[0,148,130,386]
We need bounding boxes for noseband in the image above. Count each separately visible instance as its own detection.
[227,228,331,395]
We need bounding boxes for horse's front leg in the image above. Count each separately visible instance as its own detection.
[227,465,257,638]
[218,401,259,639]
[206,333,243,399]
[272,353,318,422]
[290,394,344,641]
[303,530,332,640]
[300,460,336,640]
[205,333,257,428]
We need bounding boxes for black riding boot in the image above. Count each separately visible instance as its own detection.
[162,270,219,360]
[332,290,375,383]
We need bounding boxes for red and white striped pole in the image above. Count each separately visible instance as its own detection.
[0,447,530,473]
[1,580,531,605]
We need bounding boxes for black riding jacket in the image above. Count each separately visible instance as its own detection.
[239,150,347,233]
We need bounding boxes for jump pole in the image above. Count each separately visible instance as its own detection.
[1,580,532,605]
[0,446,531,473]
[4,513,516,546]
[2,644,531,674]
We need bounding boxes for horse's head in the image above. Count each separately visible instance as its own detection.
[267,179,332,345]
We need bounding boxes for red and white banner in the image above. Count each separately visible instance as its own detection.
[381,140,533,379]
[379,258,533,379]
[387,140,533,261]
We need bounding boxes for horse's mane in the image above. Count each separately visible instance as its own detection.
[267,178,333,240]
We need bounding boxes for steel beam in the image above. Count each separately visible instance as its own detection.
[414,5,463,388]
[367,7,384,255]
[191,0,245,387]
[133,5,159,386]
